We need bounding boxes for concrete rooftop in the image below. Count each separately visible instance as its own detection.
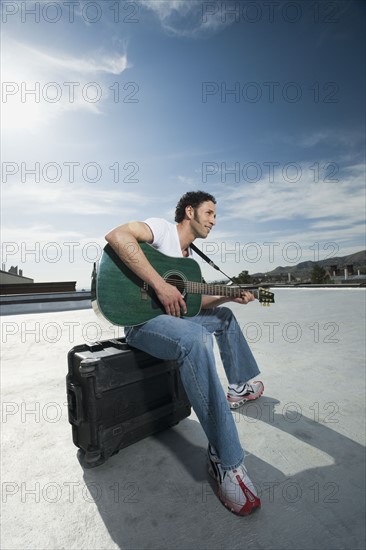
[1,288,365,550]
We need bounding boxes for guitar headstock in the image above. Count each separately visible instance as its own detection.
[257,287,275,306]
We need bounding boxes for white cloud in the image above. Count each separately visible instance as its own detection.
[176,175,195,185]
[1,188,150,280]
[138,0,232,37]
[139,0,191,20]
[205,162,366,271]
[222,163,365,226]
[26,47,130,75]
[1,38,129,131]
[1,224,83,244]
[2,182,145,216]
[299,130,364,149]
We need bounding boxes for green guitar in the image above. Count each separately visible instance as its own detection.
[92,243,275,327]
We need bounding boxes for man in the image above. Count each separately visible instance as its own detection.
[105,191,264,516]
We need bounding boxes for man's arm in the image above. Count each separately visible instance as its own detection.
[201,292,255,309]
[105,222,187,317]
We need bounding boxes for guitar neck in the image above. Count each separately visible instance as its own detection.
[186,281,260,299]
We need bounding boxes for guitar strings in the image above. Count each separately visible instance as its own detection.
[164,278,273,302]
[166,279,264,298]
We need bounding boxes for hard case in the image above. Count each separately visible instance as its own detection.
[66,338,191,467]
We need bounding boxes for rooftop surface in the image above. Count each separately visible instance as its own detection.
[1,288,365,550]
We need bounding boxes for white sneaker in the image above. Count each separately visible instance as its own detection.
[227,381,264,409]
[207,445,261,515]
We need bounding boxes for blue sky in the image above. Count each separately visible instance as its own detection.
[1,0,365,288]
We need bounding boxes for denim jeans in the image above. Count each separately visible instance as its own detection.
[125,306,260,470]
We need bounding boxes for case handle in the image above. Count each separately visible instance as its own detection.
[85,339,128,352]
[67,383,83,425]
[109,338,129,350]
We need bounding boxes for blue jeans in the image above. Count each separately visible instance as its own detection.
[125,306,260,470]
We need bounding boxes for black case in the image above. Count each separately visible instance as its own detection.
[66,338,191,467]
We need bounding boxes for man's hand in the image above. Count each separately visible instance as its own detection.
[154,280,187,317]
[232,291,256,305]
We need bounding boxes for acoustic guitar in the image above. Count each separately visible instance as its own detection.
[92,243,275,326]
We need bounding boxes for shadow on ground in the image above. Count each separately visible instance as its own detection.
[79,398,365,550]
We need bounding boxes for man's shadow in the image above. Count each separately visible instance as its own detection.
[80,398,365,550]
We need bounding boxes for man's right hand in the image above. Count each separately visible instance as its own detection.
[154,280,187,317]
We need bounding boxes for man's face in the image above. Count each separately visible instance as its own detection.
[189,200,216,238]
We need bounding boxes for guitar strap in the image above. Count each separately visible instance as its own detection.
[189,242,236,284]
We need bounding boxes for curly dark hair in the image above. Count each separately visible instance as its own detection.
[174,191,216,223]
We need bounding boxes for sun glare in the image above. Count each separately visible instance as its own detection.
[1,48,45,132]
[1,88,43,131]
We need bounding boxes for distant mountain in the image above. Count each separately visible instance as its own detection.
[252,250,366,277]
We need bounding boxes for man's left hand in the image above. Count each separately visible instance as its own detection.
[232,291,255,305]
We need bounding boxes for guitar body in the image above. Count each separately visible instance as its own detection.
[92,243,203,326]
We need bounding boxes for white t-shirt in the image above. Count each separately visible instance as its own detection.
[144,217,194,258]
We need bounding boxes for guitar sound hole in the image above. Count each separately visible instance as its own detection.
[166,274,186,297]
[150,274,187,311]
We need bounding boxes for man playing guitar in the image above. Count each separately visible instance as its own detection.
[104,191,264,516]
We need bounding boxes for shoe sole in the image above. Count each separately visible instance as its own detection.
[227,383,264,409]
